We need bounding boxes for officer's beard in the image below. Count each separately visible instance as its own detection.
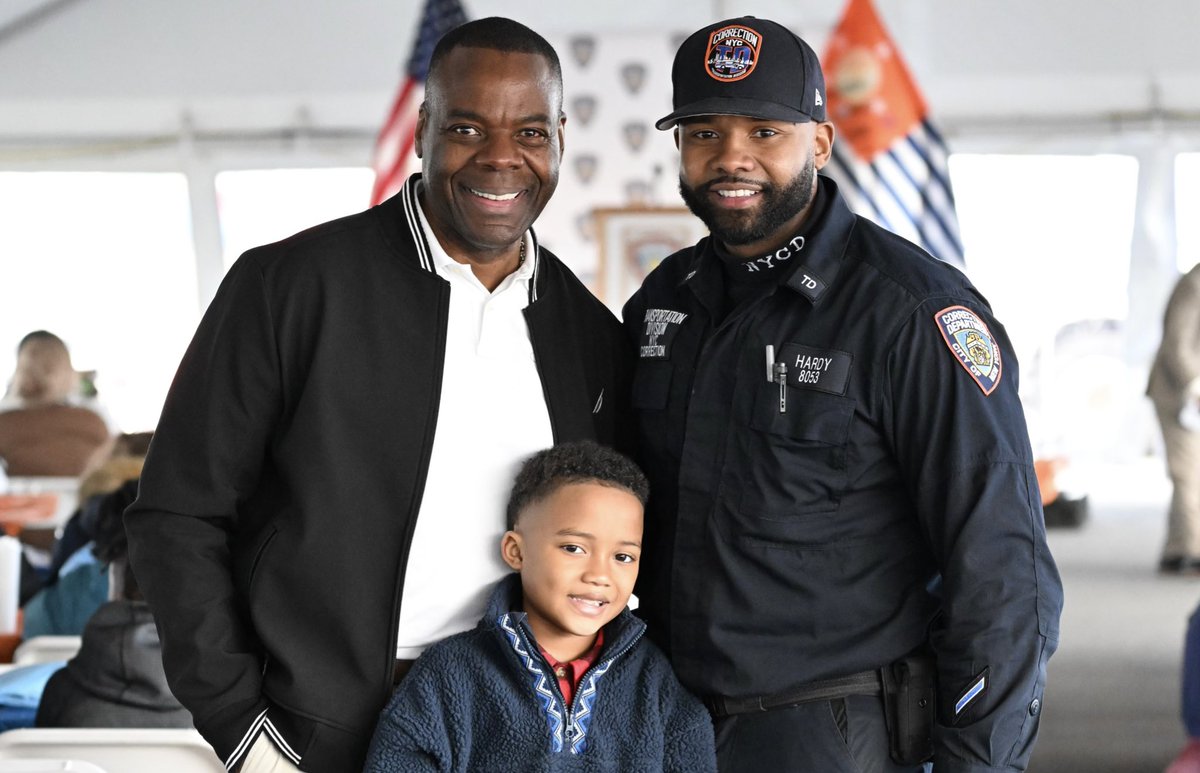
[678,152,816,247]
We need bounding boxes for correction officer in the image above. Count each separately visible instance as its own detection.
[624,16,1064,773]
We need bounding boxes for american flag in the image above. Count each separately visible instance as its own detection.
[821,0,965,267]
[369,0,469,205]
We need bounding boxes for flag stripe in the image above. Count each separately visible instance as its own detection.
[828,147,898,233]
[369,0,468,206]
[882,144,962,257]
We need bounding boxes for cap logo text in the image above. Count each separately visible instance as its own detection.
[705,25,763,83]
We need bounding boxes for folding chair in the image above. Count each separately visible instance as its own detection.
[0,729,223,773]
[11,638,82,667]
[0,761,108,772]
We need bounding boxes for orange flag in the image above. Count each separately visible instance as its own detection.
[821,0,964,265]
[824,0,927,161]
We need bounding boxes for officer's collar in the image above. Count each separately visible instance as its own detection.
[680,175,855,306]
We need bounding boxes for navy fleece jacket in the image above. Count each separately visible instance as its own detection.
[364,574,716,772]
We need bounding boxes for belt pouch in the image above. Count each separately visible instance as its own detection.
[880,652,936,765]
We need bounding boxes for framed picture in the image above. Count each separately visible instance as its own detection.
[594,207,708,306]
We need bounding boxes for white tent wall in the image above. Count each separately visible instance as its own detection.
[0,0,1197,449]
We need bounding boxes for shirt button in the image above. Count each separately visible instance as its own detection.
[555,666,567,679]
[1029,698,1041,716]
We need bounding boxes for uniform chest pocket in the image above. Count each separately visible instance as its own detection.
[735,387,855,541]
[632,362,672,411]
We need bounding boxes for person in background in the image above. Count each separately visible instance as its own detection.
[625,16,1062,772]
[0,331,110,477]
[21,479,139,639]
[35,474,191,729]
[364,441,715,773]
[1166,599,1200,773]
[1148,263,1200,574]
[125,17,630,773]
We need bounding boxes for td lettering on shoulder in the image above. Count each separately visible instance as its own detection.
[640,308,688,359]
[787,265,828,302]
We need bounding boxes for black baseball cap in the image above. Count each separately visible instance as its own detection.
[656,16,827,131]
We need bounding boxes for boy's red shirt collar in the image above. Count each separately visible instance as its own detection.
[537,630,605,706]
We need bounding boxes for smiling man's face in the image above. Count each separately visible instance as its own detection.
[676,114,832,258]
[415,46,564,267]
[501,481,642,662]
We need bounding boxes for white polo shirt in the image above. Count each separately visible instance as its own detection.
[395,203,554,659]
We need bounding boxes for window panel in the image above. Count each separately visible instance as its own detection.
[0,172,198,433]
[215,168,374,270]
[1177,153,1200,272]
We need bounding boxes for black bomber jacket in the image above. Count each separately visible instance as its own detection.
[126,175,632,772]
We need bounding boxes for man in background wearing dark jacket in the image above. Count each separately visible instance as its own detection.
[126,17,630,773]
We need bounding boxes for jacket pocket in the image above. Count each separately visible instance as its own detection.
[247,524,280,597]
[734,387,855,543]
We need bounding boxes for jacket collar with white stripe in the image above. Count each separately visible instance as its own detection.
[374,173,543,304]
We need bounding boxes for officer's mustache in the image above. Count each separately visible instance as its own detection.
[694,176,774,196]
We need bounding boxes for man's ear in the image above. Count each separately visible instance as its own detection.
[414,103,428,159]
[500,530,523,570]
[812,121,835,170]
[673,126,681,150]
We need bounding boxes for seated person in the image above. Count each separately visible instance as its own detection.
[0,330,109,476]
[34,478,192,729]
[364,441,716,773]
[20,435,149,622]
[21,479,139,638]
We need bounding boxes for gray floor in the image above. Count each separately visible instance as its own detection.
[1029,460,1196,773]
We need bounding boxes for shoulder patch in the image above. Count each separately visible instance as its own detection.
[934,305,1002,395]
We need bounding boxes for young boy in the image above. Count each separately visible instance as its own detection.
[364,441,716,772]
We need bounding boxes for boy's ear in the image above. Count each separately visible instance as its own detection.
[500,530,524,570]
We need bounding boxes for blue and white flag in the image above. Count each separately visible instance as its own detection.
[822,0,964,267]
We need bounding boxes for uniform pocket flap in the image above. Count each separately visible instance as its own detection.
[751,389,854,446]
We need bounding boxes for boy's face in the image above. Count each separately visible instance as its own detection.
[501,481,643,662]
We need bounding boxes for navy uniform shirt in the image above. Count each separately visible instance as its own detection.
[622,176,1063,772]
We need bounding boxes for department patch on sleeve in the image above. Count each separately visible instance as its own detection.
[934,305,1002,395]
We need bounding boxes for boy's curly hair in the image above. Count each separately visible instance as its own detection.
[505,441,649,530]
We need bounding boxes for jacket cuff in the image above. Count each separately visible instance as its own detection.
[192,696,272,770]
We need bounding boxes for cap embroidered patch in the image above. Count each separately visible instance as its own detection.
[934,305,1002,395]
[705,24,763,82]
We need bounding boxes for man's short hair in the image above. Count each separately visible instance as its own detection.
[506,441,649,530]
[17,330,66,355]
[427,17,563,107]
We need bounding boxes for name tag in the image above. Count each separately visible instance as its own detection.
[639,308,688,359]
[777,343,852,395]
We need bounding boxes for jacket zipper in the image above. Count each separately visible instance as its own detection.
[519,622,646,754]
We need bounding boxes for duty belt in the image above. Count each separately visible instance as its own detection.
[704,669,882,718]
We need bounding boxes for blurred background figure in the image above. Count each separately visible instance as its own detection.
[20,433,151,632]
[1148,266,1200,574]
[1165,602,1200,773]
[33,468,192,729]
[0,331,111,477]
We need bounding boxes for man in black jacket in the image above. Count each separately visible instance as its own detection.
[126,17,630,773]
[624,16,1062,773]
